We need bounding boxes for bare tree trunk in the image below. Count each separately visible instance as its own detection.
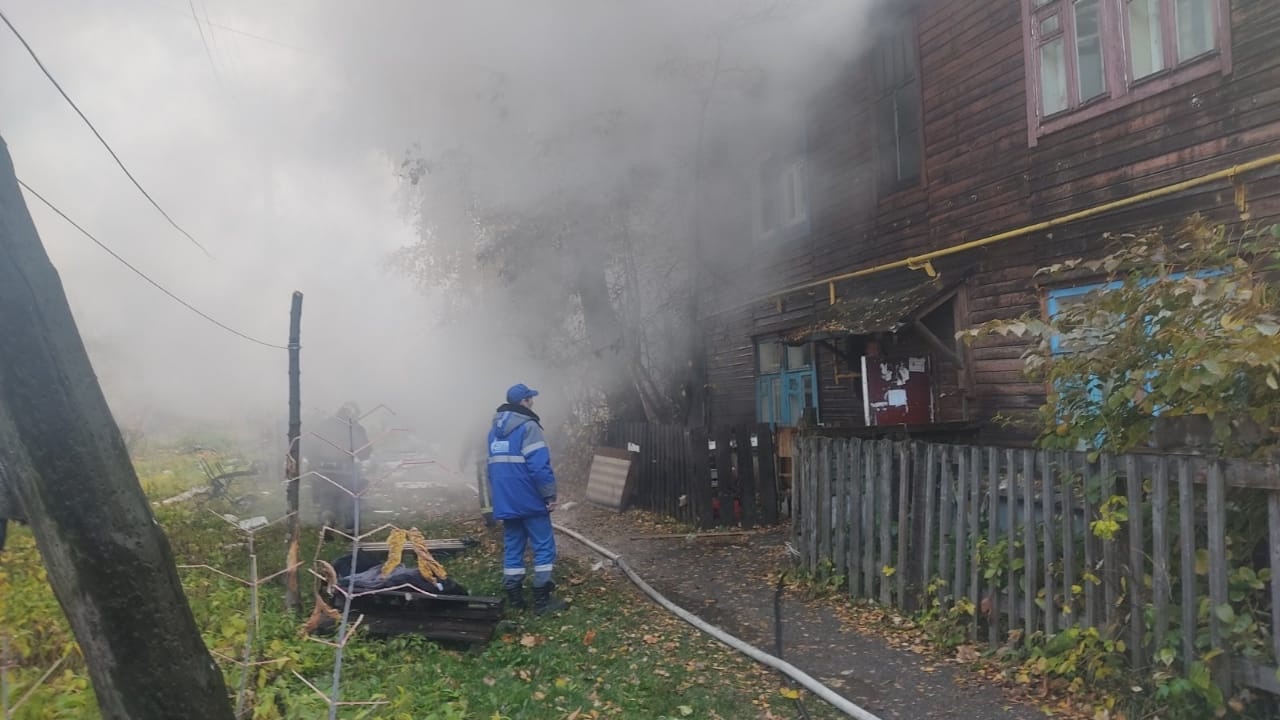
[574,257,648,423]
[0,136,234,719]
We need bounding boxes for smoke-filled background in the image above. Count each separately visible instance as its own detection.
[0,0,882,470]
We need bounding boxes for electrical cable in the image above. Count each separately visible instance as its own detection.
[0,8,213,257]
[16,179,285,350]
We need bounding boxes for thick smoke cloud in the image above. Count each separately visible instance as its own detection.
[0,0,879,462]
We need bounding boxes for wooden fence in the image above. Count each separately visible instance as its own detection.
[601,423,783,529]
[794,436,1280,696]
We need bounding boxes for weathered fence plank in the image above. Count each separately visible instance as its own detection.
[690,428,712,529]
[987,446,1000,647]
[939,446,953,607]
[1082,452,1099,630]
[1041,450,1057,636]
[834,437,849,585]
[757,425,779,525]
[1269,492,1280,670]
[1022,449,1036,640]
[1178,458,1196,671]
[1060,452,1076,631]
[817,437,833,578]
[1100,455,1119,630]
[1125,455,1144,668]
[1152,455,1171,659]
[862,442,876,600]
[1207,463,1230,688]
[714,428,735,528]
[921,444,937,601]
[1006,448,1019,631]
[735,426,758,529]
[849,440,864,598]
[879,441,893,606]
[954,447,968,609]
[897,443,911,606]
[968,447,981,640]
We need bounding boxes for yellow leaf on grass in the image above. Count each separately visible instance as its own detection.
[779,687,800,700]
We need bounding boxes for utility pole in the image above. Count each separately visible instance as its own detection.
[0,136,234,718]
[284,291,303,613]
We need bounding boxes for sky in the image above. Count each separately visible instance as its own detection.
[0,0,880,462]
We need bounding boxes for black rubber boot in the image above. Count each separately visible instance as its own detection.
[532,582,568,615]
[505,582,527,612]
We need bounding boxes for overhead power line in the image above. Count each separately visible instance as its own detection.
[17,179,286,350]
[0,8,214,258]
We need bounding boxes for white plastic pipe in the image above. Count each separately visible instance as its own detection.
[552,523,883,720]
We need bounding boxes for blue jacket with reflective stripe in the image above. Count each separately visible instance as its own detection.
[487,407,556,519]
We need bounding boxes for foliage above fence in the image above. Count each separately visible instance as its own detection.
[962,218,1280,461]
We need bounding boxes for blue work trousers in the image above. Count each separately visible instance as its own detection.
[502,514,556,589]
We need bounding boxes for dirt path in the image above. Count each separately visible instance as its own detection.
[553,499,1046,720]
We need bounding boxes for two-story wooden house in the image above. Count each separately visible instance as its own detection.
[697,0,1280,448]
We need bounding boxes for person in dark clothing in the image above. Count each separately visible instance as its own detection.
[307,402,372,533]
[487,384,567,614]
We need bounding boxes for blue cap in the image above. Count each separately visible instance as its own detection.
[506,383,539,404]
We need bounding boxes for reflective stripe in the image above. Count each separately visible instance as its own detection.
[488,455,527,464]
[503,567,527,576]
[522,441,547,455]
[533,564,554,573]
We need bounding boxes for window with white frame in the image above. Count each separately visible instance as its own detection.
[757,155,808,239]
[1023,0,1230,140]
[873,15,923,193]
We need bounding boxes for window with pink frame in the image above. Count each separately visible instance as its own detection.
[1023,0,1231,143]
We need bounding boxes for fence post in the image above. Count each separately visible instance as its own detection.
[735,426,758,529]
[848,439,864,599]
[689,428,712,529]
[897,443,911,607]
[756,425,779,525]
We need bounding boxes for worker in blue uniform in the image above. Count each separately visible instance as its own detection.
[487,384,567,614]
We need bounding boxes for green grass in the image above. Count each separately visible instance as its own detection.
[2,446,839,720]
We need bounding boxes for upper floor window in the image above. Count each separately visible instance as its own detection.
[1023,0,1230,144]
[872,16,922,194]
[756,155,808,240]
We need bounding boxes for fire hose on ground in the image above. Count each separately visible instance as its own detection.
[552,523,884,720]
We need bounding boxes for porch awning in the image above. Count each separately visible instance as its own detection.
[782,275,964,345]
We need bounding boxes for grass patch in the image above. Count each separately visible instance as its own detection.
[3,446,838,719]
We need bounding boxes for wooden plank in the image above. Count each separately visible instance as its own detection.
[756,425,780,525]
[1178,458,1196,671]
[1083,453,1099,630]
[1207,463,1230,688]
[1041,450,1057,637]
[848,439,864,599]
[1006,448,1019,632]
[987,446,1000,647]
[714,427,735,528]
[1060,452,1076,630]
[834,436,849,584]
[690,428,713,529]
[863,441,876,601]
[1269,491,1280,674]
[897,443,911,606]
[735,426,758,529]
[879,441,893,606]
[1125,455,1144,668]
[939,445,953,608]
[968,447,981,641]
[807,438,821,574]
[1231,658,1280,697]
[1151,455,1171,656]
[909,443,930,608]
[921,444,937,604]
[817,437,833,575]
[1101,455,1119,631]
[1022,449,1036,640]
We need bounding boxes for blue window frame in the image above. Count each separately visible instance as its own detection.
[755,341,818,426]
[1045,269,1225,426]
